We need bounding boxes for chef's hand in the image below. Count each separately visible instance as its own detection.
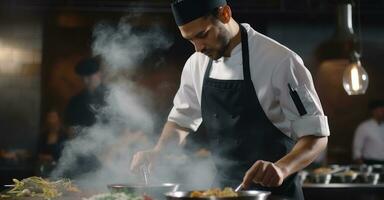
[130,148,159,173]
[242,160,287,188]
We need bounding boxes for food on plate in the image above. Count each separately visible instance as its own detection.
[0,176,79,199]
[189,187,238,198]
[83,192,150,200]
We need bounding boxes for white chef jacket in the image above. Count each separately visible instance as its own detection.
[353,119,384,160]
[168,23,330,140]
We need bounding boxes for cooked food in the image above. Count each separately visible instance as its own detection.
[313,167,333,174]
[0,176,79,199]
[190,187,238,198]
[83,192,145,200]
[342,170,358,176]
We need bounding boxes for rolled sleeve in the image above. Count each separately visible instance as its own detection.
[292,115,330,140]
[167,57,202,131]
[272,53,330,139]
[168,107,202,131]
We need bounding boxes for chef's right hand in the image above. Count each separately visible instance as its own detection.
[130,148,160,173]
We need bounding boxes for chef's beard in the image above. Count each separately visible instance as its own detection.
[203,26,231,60]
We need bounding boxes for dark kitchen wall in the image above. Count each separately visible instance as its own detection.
[0,11,42,152]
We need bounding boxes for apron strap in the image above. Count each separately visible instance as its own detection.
[204,59,213,80]
[203,24,250,82]
[239,25,251,83]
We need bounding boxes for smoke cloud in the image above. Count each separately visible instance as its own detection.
[92,16,173,71]
[51,83,155,188]
[51,15,218,192]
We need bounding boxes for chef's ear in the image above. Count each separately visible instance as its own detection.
[217,5,232,23]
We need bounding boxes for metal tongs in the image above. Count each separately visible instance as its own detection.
[4,184,15,187]
[234,183,243,192]
[140,164,149,186]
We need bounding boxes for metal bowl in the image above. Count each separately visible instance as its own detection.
[108,183,179,199]
[349,165,373,173]
[331,170,358,183]
[372,165,384,173]
[165,190,271,200]
[331,173,358,183]
[354,173,380,184]
[306,173,332,184]
[379,173,384,183]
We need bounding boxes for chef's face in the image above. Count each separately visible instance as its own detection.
[179,14,231,60]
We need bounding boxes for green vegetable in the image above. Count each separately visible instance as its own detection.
[1,176,79,200]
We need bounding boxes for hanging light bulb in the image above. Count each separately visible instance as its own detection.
[342,51,368,95]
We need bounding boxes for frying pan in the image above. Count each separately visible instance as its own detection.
[108,183,179,199]
[165,190,271,200]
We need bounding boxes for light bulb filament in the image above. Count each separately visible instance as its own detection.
[351,66,360,91]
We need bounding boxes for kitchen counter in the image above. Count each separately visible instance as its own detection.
[303,183,384,188]
[303,183,384,200]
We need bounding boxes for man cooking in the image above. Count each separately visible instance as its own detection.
[131,0,329,199]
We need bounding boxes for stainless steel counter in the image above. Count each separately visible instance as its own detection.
[303,183,384,200]
[303,183,384,188]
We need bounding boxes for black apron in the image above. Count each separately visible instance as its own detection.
[200,25,303,199]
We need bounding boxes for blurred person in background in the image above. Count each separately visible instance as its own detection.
[63,56,108,178]
[353,100,384,165]
[37,108,68,176]
[65,56,108,134]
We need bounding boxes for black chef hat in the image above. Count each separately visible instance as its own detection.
[368,99,384,110]
[171,0,227,26]
[75,56,101,76]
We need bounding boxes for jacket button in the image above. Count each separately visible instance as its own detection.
[213,113,218,118]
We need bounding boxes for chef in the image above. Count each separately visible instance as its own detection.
[131,0,329,199]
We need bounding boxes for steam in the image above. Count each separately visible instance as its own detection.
[92,16,173,71]
[51,15,217,191]
[51,83,155,188]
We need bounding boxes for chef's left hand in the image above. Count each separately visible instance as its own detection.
[242,160,287,188]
